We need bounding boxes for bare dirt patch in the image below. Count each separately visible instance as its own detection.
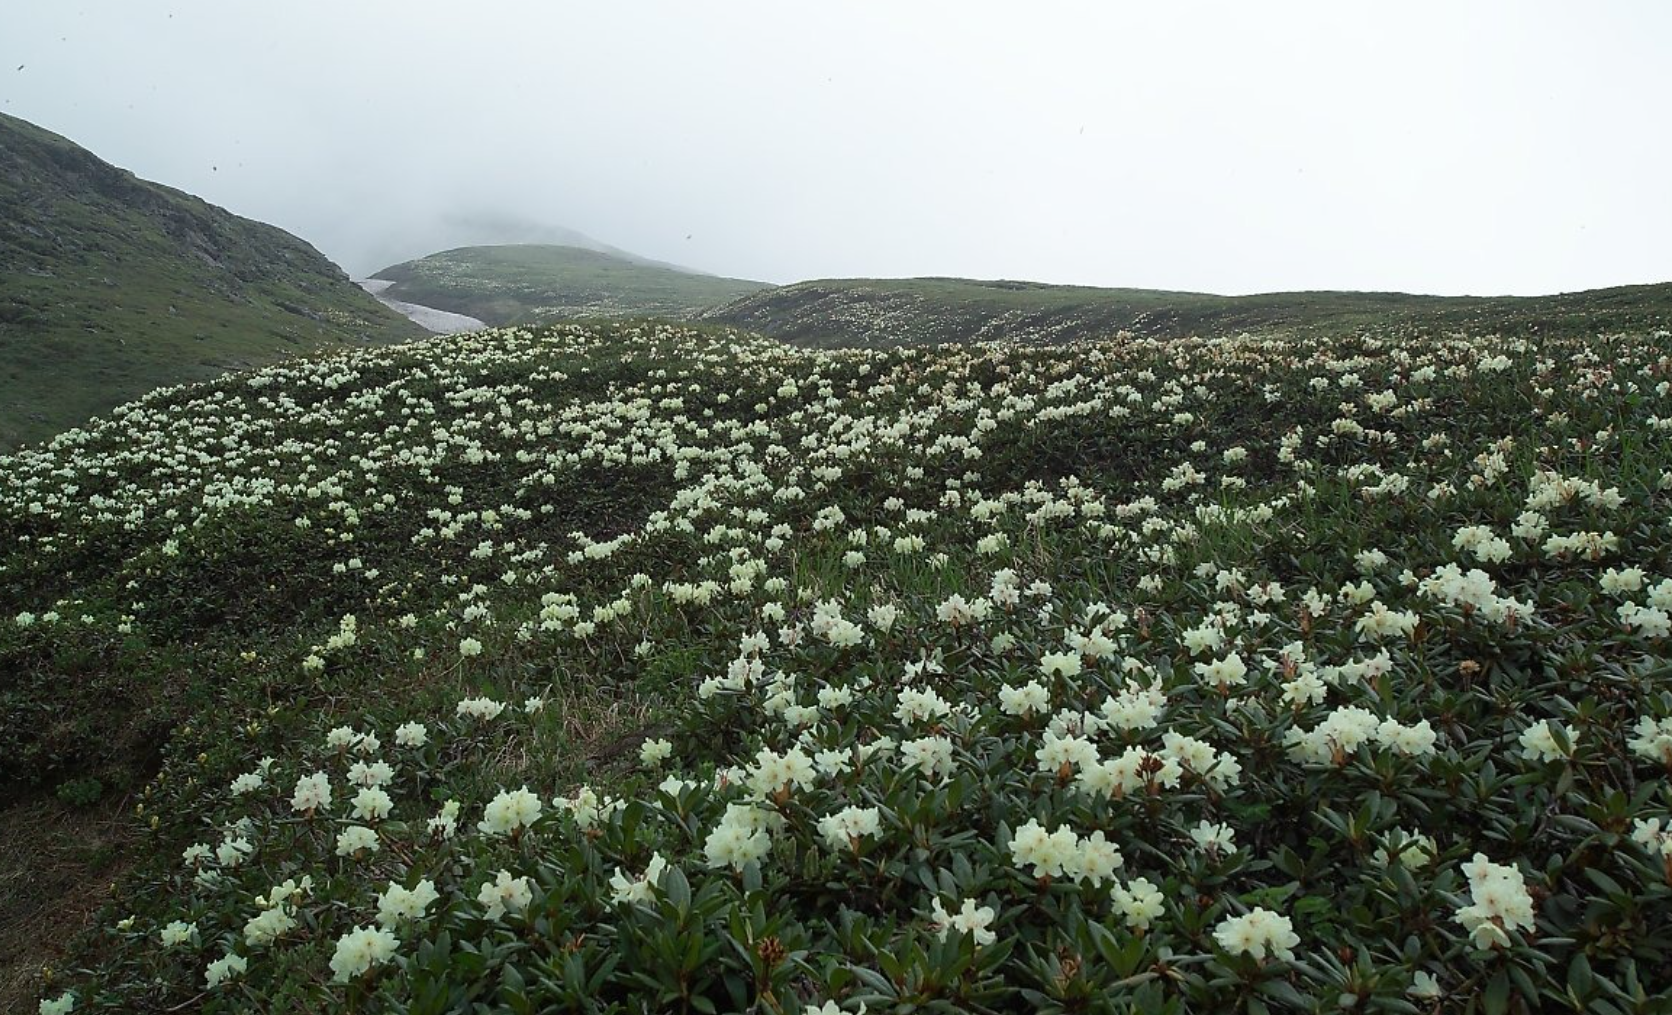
[0,794,134,1012]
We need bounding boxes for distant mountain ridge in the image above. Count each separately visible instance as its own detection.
[371,237,1672,350]
[349,214,709,280]
[0,112,422,450]
[700,276,1672,347]
[371,244,768,325]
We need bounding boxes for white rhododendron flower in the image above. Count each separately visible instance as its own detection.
[204,952,248,989]
[1213,908,1300,961]
[1518,720,1573,763]
[1190,820,1236,856]
[478,787,543,836]
[704,811,773,870]
[1010,819,1080,879]
[1631,818,1672,857]
[428,800,461,839]
[1035,730,1098,775]
[1373,830,1437,869]
[1600,567,1646,595]
[554,786,624,829]
[746,746,818,798]
[900,735,956,781]
[456,696,506,721]
[817,805,882,851]
[928,896,998,945]
[1619,602,1672,638]
[999,680,1051,716]
[609,854,670,904]
[1193,652,1248,690]
[375,879,439,928]
[334,825,379,857]
[1629,716,1672,767]
[351,786,394,821]
[1409,971,1442,999]
[1110,877,1166,929]
[290,772,332,814]
[159,920,197,948]
[1455,853,1536,949]
[1039,650,1082,678]
[894,685,952,724]
[347,759,395,787]
[215,837,253,868]
[478,871,534,919]
[243,906,297,947]
[329,925,399,982]
[39,992,76,1015]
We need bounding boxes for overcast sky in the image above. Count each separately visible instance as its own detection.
[4,2,1669,295]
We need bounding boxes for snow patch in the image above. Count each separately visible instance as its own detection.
[358,280,485,335]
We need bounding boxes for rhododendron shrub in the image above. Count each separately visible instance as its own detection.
[4,320,1672,1011]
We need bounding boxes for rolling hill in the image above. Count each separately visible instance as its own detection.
[345,212,711,280]
[0,112,424,450]
[370,244,769,326]
[367,240,1672,350]
[701,276,1672,347]
[7,316,1672,1011]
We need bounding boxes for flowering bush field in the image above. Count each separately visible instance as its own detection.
[6,319,1672,1013]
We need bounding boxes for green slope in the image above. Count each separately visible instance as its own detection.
[703,276,1672,347]
[8,318,1672,1010]
[371,244,769,325]
[0,112,424,451]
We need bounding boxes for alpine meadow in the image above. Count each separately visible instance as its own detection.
[8,315,1672,1013]
[8,5,1672,1014]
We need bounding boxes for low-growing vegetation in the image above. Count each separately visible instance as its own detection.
[702,277,1672,349]
[6,318,1672,1013]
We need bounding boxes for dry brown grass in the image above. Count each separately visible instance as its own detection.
[0,794,134,1012]
[490,678,663,791]
[0,678,662,1013]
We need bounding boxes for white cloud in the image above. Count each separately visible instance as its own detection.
[3,0,1667,294]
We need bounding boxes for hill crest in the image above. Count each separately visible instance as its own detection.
[702,276,1672,347]
[0,111,423,449]
[370,243,768,326]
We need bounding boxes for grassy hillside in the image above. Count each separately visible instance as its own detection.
[352,213,714,281]
[8,315,1672,1012]
[703,276,1672,347]
[0,112,424,451]
[371,244,769,325]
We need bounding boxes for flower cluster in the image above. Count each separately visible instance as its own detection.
[10,318,1672,1012]
[1455,854,1537,949]
[1213,907,1301,962]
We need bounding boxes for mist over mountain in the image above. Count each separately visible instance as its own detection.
[0,112,421,450]
[370,244,766,325]
[339,211,707,280]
